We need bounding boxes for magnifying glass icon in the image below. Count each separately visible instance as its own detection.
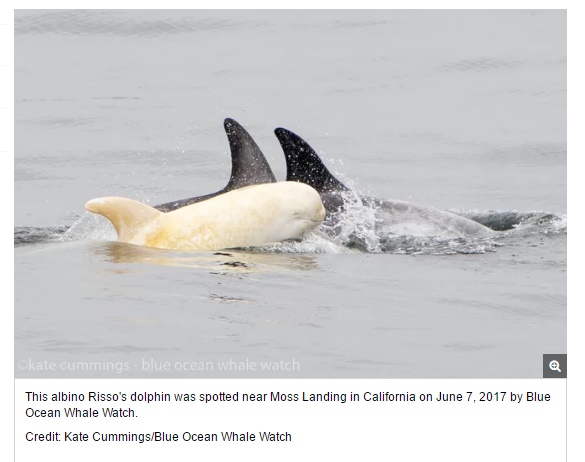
[549,360,561,373]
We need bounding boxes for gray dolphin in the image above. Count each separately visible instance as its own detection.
[155,118,276,212]
[274,127,492,238]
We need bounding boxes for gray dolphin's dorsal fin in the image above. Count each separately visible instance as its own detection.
[154,118,275,212]
[274,128,349,194]
[224,118,276,189]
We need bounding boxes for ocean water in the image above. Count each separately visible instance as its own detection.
[14,9,566,378]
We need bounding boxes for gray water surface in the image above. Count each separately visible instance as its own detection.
[14,9,566,378]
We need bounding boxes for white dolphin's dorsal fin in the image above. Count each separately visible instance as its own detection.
[85,197,161,241]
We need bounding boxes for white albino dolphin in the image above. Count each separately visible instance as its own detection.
[85,182,325,251]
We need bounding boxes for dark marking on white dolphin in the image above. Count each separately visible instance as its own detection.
[155,118,276,212]
[274,127,493,238]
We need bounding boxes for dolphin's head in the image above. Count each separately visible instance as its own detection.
[277,182,326,238]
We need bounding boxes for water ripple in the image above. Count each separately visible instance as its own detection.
[16,10,267,37]
[440,57,522,72]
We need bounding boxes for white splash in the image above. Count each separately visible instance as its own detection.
[61,213,117,242]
